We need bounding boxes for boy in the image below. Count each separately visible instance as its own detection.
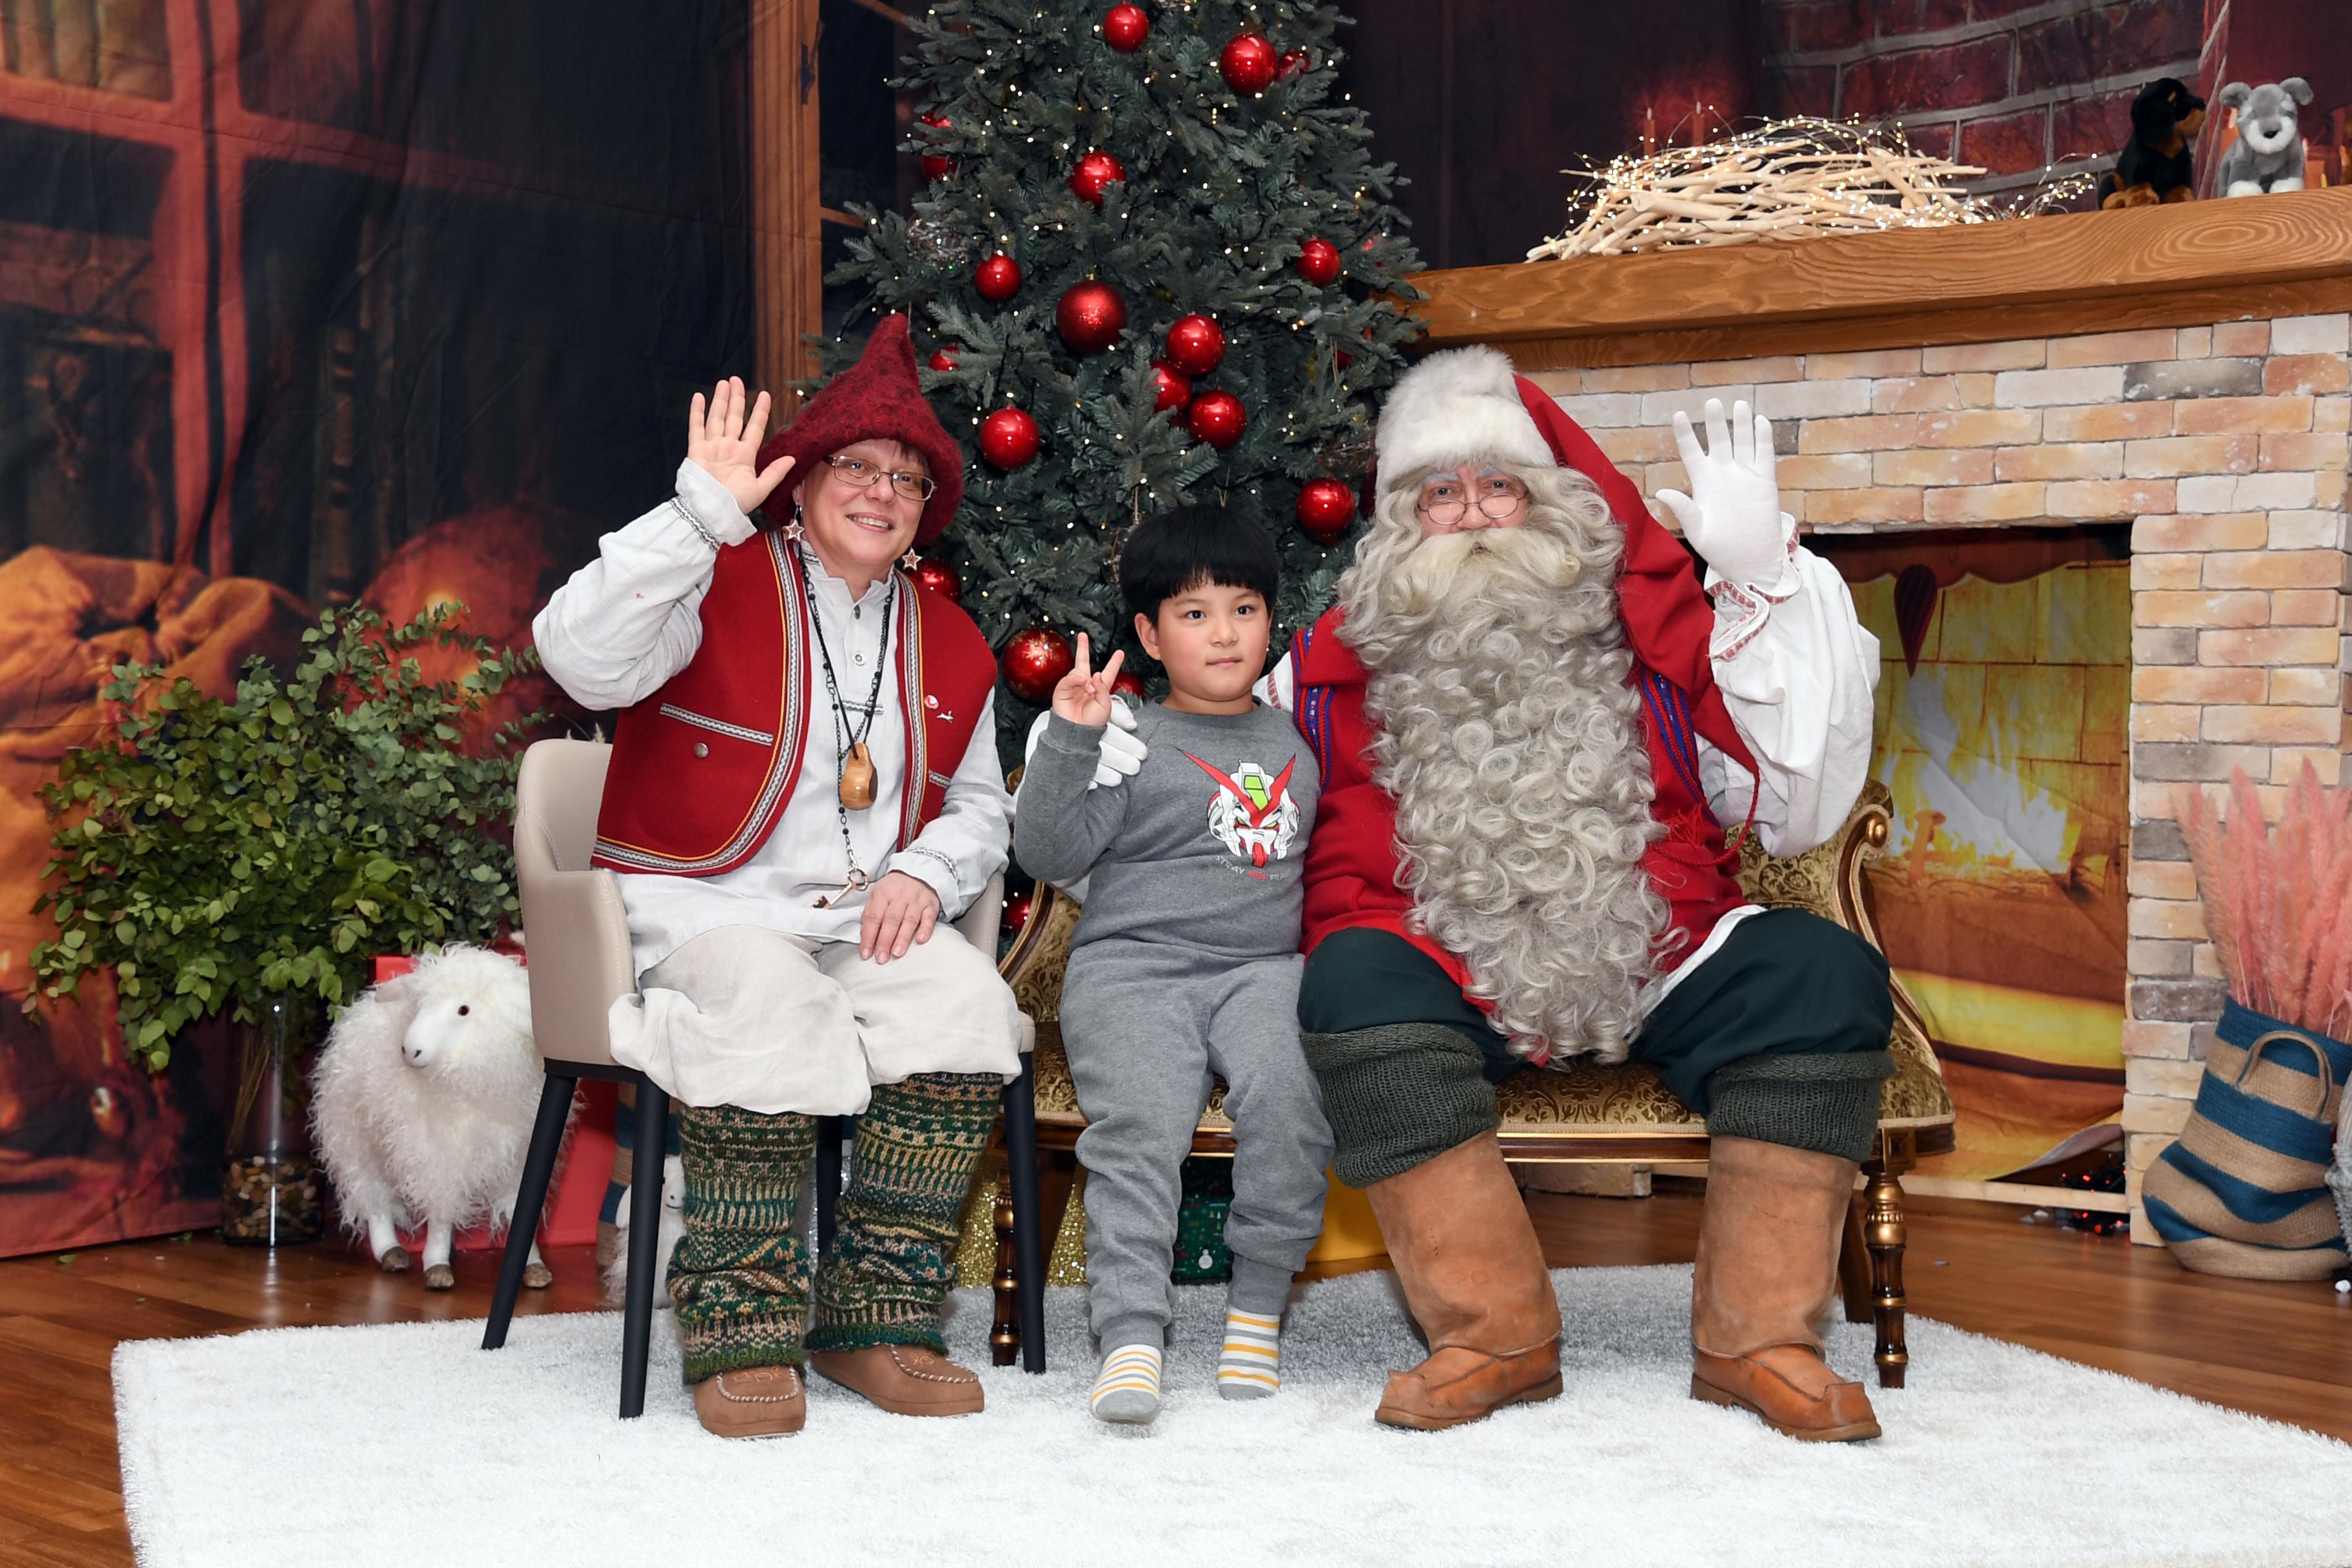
[1014,505,1334,1426]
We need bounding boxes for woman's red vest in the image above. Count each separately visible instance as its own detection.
[590,533,996,877]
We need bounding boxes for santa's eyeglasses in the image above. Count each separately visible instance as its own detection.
[1415,473,1529,527]
[822,453,936,502]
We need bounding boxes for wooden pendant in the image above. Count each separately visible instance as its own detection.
[839,742,877,810]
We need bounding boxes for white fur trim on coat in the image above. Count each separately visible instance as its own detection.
[1375,345,1552,496]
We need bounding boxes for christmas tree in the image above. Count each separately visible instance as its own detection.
[821,0,1423,754]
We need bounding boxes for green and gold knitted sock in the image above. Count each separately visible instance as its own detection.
[668,1102,818,1386]
[809,1072,1001,1355]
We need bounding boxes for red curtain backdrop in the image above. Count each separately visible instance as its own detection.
[0,0,750,1258]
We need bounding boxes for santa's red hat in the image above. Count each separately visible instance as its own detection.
[1371,344,1756,775]
[758,314,965,545]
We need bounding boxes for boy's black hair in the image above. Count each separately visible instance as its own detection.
[1118,503,1281,618]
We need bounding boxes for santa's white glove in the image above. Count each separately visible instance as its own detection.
[1022,699,1146,789]
[1654,398,1799,597]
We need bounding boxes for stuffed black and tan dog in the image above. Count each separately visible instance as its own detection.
[2099,77,2208,208]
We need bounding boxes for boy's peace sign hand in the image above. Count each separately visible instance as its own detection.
[1050,633,1126,729]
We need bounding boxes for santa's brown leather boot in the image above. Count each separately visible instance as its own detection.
[1689,1135,1879,1442]
[1365,1130,1563,1431]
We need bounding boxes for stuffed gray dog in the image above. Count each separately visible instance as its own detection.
[2215,78,2313,196]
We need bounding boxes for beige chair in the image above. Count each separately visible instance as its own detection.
[984,779,1957,1386]
[483,736,1047,1417]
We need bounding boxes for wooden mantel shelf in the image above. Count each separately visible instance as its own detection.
[1409,188,2352,370]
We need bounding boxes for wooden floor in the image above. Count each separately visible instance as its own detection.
[5,1192,2348,1567]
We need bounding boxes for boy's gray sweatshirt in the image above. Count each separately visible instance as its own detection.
[1014,703,1320,962]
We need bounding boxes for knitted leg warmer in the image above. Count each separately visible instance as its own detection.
[809,1072,1001,1354]
[669,1102,819,1386]
[1703,1051,1896,1164]
[1300,1024,1500,1189]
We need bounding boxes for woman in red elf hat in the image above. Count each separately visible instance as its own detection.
[534,316,1016,1438]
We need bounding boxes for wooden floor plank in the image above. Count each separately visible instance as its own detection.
[4,1194,2347,1567]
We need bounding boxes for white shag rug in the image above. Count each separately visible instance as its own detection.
[114,1266,2352,1568]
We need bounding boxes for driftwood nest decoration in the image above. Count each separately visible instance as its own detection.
[1529,119,2095,260]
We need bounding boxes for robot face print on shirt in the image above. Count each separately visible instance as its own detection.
[1181,751,1300,877]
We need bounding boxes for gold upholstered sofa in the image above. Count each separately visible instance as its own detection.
[957,779,1955,1388]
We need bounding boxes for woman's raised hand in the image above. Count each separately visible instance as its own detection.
[687,377,796,515]
[1050,633,1126,729]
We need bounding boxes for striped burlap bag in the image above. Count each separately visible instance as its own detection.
[2144,1000,2349,1280]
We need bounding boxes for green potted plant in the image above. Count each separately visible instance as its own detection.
[28,603,540,1246]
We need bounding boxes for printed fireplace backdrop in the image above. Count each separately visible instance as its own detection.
[0,0,750,1257]
[1828,532,2132,1182]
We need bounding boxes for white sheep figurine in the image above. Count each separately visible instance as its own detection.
[602,1153,687,1308]
[311,945,566,1290]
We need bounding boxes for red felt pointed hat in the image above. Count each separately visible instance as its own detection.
[758,314,965,545]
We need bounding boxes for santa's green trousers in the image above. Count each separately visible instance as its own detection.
[1297,910,1896,1188]
[666,1073,1001,1386]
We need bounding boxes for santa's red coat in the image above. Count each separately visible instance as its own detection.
[591,533,995,876]
[1286,381,1760,1057]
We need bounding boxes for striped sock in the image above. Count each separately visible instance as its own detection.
[1090,1342,1164,1425]
[1217,1307,1282,1400]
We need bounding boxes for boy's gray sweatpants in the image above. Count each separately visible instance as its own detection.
[1059,939,1335,1348]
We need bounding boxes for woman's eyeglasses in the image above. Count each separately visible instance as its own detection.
[823,453,936,502]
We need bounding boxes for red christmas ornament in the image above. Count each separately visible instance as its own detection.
[1279,47,1310,79]
[1295,237,1341,286]
[1111,668,1148,702]
[1187,389,1246,448]
[919,112,956,181]
[1295,478,1357,544]
[1070,150,1128,206]
[1001,887,1036,936]
[1162,313,1225,377]
[1001,626,1074,705]
[913,557,962,603]
[1056,280,1128,355]
[1219,32,1278,94]
[979,407,1041,469]
[975,253,1023,302]
[1103,2,1148,50]
[927,343,961,372]
[1149,362,1192,412]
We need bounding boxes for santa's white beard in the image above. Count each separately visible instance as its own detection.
[1344,513,1668,1063]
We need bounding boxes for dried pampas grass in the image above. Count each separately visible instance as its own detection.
[2180,763,2352,1040]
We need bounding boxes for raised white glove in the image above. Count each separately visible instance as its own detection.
[1021,699,1147,790]
[1654,398,1798,596]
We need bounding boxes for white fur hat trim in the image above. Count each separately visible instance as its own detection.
[1375,345,1553,496]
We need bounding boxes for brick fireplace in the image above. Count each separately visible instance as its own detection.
[1415,191,2352,1240]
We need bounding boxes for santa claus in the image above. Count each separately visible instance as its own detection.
[1072,346,1890,1440]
